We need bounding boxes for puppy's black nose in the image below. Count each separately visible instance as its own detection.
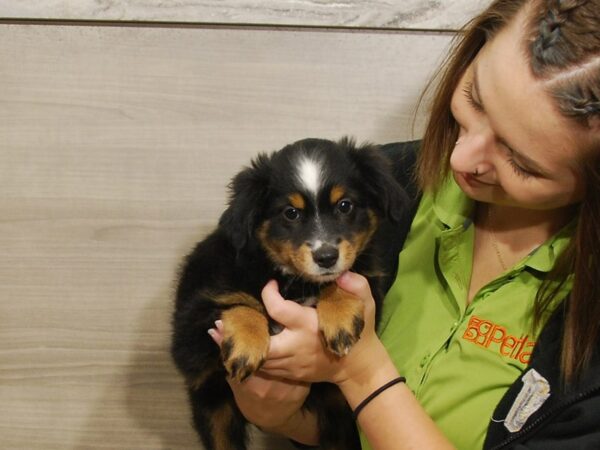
[312,246,339,269]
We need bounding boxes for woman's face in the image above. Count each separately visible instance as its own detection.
[449,10,588,211]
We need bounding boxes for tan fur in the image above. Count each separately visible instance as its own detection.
[221,306,269,381]
[329,185,345,204]
[258,221,314,275]
[317,284,365,356]
[214,291,265,313]
[288,192,305,209]
[336,210,379,270]
[210,403,237,450]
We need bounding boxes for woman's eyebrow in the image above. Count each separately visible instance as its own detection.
[473,63,549,176]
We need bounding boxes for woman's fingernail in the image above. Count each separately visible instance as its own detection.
[215,320,223,330]
[207,328,217,340]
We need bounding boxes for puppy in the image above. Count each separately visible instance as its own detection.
[171,137,407,450]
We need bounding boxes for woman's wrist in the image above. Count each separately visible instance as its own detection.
[335,339,455,449]
[260,407,320,446]
[335,337,401,410]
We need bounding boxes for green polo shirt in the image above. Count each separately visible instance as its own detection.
[360,176,573,450]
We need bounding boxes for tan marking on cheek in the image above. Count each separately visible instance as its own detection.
[257,221,271,242]
[364,209,379,245]
[367,209,379,227]
[330,185,345,204]
[258,222,321,277]
[257,222,302,272]
[257,221,285,266]
[288,193,305,209]
[338,239,359,269]
[338,210,379,268]
[290,243,314,274]
[276,241,314,276]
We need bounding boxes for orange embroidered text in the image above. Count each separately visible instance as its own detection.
[462,316,535,364]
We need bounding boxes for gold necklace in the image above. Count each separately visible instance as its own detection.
[487,206,508,271]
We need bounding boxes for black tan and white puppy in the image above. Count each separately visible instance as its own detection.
[171,137,407,450]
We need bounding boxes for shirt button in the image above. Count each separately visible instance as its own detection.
[419,354,430,367]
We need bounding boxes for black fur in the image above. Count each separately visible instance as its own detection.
[171,137,408,450]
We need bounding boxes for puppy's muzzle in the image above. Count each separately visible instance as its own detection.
[312,245,339,269]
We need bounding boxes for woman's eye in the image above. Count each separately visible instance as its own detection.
[507,157,535,180]
[337,199,354,214]
[283,206,301,221]
[462,81,484,113]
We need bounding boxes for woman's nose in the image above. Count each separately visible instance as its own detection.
[450,132,494,176]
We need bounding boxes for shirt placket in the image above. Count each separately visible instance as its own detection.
[412,224,470,393]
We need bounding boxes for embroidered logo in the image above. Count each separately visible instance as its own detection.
[503,369,551,432]
[462,316,535,364]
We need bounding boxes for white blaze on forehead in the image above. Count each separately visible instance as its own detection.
[297,156,322,195]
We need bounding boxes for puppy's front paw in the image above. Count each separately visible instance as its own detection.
[317,284,365,357]
[220,306,269,382]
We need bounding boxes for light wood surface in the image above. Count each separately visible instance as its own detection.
[0,0,492,29]
[0,22,452,449]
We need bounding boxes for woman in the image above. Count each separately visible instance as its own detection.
[209,0,600,448]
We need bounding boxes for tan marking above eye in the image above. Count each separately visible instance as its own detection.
[330,185,345,204]
[288,193,305,209]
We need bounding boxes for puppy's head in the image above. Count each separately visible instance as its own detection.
[220,137,407,282]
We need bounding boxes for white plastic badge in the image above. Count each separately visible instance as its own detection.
[504,368,551,433]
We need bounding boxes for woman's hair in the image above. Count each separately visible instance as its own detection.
[417,0,599,383]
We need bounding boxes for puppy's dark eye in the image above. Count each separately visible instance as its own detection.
[283,206,301,222]
[337,199,354,215]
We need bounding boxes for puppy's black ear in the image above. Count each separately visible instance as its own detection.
[345,138,409,223]
[219,153,272,252]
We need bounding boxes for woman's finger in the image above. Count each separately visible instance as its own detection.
[261,280,308,328]
[258,366,297,379]
[336,271,373,301]
[207,320,224,346]
[267,328,297,359]
[260,356,294,370]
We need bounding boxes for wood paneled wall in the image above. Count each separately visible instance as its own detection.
[0,4,471,448]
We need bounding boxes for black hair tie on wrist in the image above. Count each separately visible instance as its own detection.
[352,376,406,421]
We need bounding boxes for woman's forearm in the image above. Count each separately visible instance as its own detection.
[338,340,455,450]
[261,407,320,446]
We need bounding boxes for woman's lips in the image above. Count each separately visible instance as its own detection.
[457,172,495,187]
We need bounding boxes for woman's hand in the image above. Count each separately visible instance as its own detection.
[260,271,383,386]
[230,372,312,431]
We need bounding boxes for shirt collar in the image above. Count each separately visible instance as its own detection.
[523,220,575,273]
[431,175,575,274]
[432,175,474,230]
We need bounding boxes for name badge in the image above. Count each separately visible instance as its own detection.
[504,368,551,433]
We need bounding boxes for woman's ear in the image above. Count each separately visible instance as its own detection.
[219,153,272,253]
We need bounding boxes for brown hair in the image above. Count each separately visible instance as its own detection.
[416,0,600,382]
